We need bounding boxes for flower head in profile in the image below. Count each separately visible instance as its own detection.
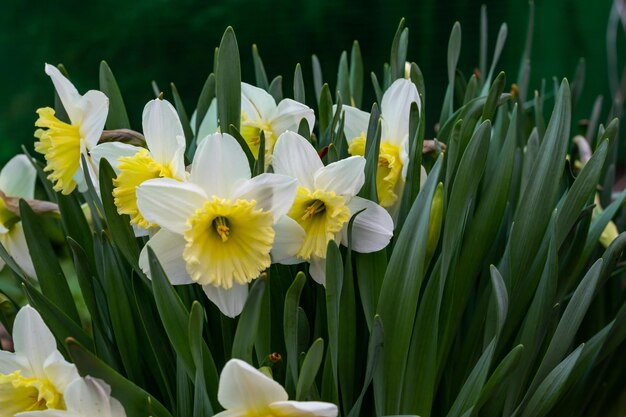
[272,131,394,284]
[0,155,39,277]
[136,133,304,317]
[239,83,314,167]
[34,64,108,195]
[19,376,127,417]
[92,98,188,231]
[0,305,79,414]
[214,359,337,417]
[337,78,425,219]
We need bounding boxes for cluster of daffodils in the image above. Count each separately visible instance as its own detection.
[30,64,418,319]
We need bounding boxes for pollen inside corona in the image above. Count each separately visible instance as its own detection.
[348,136,403,207]
[0,371,65,415]
[288,186,350,259]
[34,107,81,195]
[182,197,275,289]
[113,149,180,229]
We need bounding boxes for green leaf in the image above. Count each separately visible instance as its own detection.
[189,302,213,416]
[336,51,350,105]
[325,240,344,402]
[293,63,306,104]
[99,61,131,129]
[19,199,81,324]
[252,44,270,90]
[284,272,306,386]
[480,23,507,95]
[216,27,241,133]
[349,41,364,108]
[389,19,407,82]
[171,82,194,151]
[358,104,381,203]
[195,72,216,136]
[440,22,462,123]
[232,279,265,362]
[296,338,325,400]
[312,54,323,106]
[67,339,172,417]
[268,76,284,102]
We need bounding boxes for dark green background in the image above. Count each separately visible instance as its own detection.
[0,0,616,164]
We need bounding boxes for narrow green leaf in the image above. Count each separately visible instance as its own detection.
[296,338,325,400]
[171,82,194,150]
[325,240,343,402]
[349,41,364,108]
[268,76,283,102]
[189,302,213,416]
[99,61,131,129]
[284,272,306,386]
[293,63,306,104]
[195,72,216,135]
[216,27,241,133]
[252,44,270,90]
[232,279,265,362]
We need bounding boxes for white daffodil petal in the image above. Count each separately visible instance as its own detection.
[269,401,338,417]
[271,216,305,264]
[142,99,186,165]
[334,104,370,144]
[342,196,394,253]
[79,90,109,150]
[44,63,82,123]
[313,156,365,197]
[64,377,126,417]
[192,98,219,142]
[217,359,288,411]
[4,222,35,278]
[73,152,99,194]
[381,78,420,143]
[14,411,67,417]
[242,82,276,121]
[0,350,27,374]
[89,142,142,173]
[202,283,249,319]
[138,229,193,285]
[12,305,58,377]
[0,155,36,199]
[43,351,80,392]
[232,173,297,221]
[136,178,207,234]
[190,133,251,198]
[212,410,248,417]
[272,131,323,190]
[309,256,326,285]
[270,99,315,136]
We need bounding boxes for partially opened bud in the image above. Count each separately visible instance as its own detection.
[426,183,444,263]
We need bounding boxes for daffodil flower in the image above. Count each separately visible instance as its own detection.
[0,305,79,414]
[0,155,37,277]
[34,64,109,195]
[136,132,304,317]
[214,359,337,417]
[18,376,127,417]
[272,131,394,285]
[240,83,315,167]
[337,78,426,219]
[92,98,188,232]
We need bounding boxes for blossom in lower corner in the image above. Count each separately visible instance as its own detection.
[336,78,426,220]
[0,155,38,277]
[214,359,337,417]
[135,132,303,317]
[0,305,79,414]
[272,131,394,285]
[34,64,108,195]
[91,98,188,233]
[17,376,127,417]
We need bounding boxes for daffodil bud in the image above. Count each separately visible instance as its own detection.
[426,183,444,262]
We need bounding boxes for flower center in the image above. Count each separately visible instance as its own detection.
[34,107,82,195]
[288,186,350,260]
[348,136,403,207]
[183,197,275,289]
[0,370,65,414]
[240,112,276,166]
[113,148,181,230]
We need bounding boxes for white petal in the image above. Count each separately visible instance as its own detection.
[190,133,251,198]
[63,377,124,416]
[270,99,315,136]
[194,98,219,142]
[242,82,276,121]
[89,142,142,173]
[12,305,58,377]
[212,411,248,417]
[142,99,186,166]
[272,131,323,190]
[334,105,370,143]
[269,401,338,417]
[309,256,326,286]
[218,359,288,411]
[4,222,35,278]
[202,283,249,318]
[44,64,82,123]
[43,351,80,393]
[78,90,109,150]
[136,178,207,234]
[232,173,297,222]
[313,156,365,197]
[341,197,394,253]
[0,155,37,199]
[138,229,193,285]
[381,78,420,144]
[0,350,28,374]
[271,216,305,264]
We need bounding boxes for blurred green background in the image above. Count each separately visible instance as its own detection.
[0,0,618,165]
